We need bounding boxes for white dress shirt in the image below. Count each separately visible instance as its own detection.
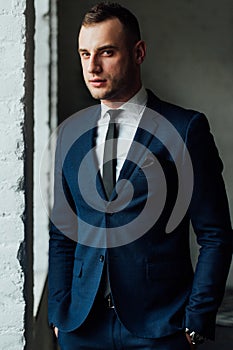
[96,87,148,180]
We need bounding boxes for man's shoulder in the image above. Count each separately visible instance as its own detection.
[61,104,100,126]
[146,89,203,130]
[147,89,200,117]
[57,104,100,135]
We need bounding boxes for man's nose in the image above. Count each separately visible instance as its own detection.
[88,55,102,74]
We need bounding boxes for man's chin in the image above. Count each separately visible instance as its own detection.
[89,89,112,101]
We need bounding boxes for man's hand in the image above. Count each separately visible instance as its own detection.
[186,333,197,349]
[54,327,59,338]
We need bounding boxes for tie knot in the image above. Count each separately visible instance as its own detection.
[108,109,122,121]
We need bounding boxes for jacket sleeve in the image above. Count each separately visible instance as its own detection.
[48,127,77,327]
[184,113,233,340]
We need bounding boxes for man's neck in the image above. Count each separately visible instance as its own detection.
[101,85,143,109]
[100,86,147,119]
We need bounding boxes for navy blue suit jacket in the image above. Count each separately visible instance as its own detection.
[48,90,232,340]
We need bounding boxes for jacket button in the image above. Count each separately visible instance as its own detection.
[99,255,104,262]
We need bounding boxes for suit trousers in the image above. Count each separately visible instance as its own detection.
[57,295,190,350]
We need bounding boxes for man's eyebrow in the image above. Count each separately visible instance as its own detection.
[96,45,118,51]
[78,45,118,53]
[78,48,88,53]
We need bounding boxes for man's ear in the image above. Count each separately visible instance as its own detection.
[134,40,146,64]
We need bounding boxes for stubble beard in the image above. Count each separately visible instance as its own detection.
[86,76,131,102]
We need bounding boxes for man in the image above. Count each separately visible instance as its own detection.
[48,2,232,349]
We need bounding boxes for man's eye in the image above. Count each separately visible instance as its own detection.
[102,50,113,56]
[81,52,90,58]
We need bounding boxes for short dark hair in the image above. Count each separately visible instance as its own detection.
[81,2,141,43]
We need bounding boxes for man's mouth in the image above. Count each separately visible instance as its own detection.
[89,79,107,87]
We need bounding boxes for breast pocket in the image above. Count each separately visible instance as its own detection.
[137,153,175,179]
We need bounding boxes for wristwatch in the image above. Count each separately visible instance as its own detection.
[185,328,205,346]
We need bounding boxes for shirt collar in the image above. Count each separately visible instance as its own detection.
[100,86,148,120]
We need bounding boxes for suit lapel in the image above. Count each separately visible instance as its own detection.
[116,90,161,186]
[117,110,158,184]
[80,105,109,200]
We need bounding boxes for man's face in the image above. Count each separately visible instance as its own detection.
[78,18,141,104]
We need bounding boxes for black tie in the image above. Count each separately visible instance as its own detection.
[102,110,120,299]
[102,110,119,200]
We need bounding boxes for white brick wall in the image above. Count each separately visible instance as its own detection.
[0,0,27,349]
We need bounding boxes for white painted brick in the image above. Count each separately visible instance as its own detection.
[0,188,24,216]
[8,239,25,257]
[0,101,24,123]
[0,0,27,348]
[0,264,24,293]
[11,0,26,15]
[0,160,24,186]
[0,70,24,99]
[0,15,25,42]
[0,42,24,72]
[0,101,11,119]
[0,217,23,244]
[0,151,23,162]
[0,301,25,330]
[0,334,24,350]
[0,0,12,13]
[0,247,24,326]
[0,127,24,158]
[0,0,25,14]
[0,273,21,298]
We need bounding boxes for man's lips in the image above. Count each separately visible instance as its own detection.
[89,79,107,87]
